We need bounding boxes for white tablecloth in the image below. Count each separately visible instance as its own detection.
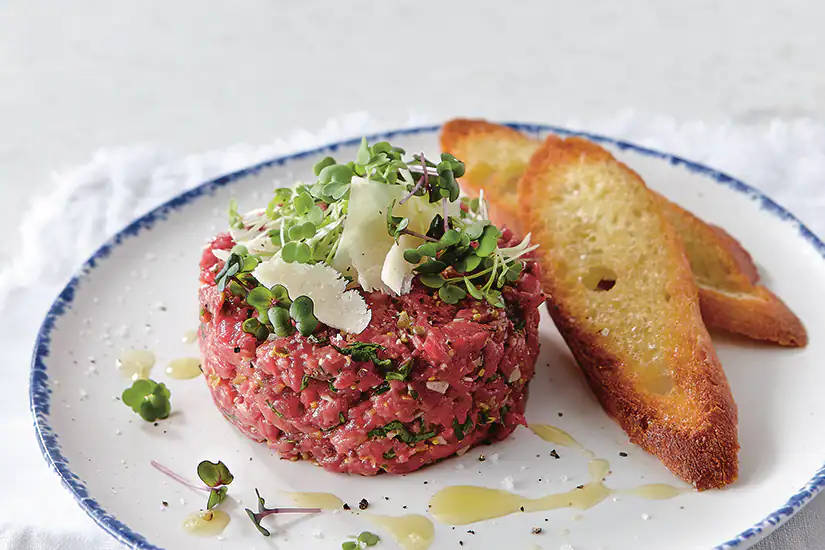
[1,113,824,549]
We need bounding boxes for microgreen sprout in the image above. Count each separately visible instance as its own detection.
[149,460,234,510]
[245,488,321,536]
[122,379,170,422]
[342,531,381,549]
[197,460,234,509]
[218,137,536,329]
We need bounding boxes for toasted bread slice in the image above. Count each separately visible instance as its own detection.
[519,135,739,489]
[440,119,539,232]
[441,118,807,347]
[658,195,807,347]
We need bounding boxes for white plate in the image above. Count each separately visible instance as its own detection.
[31,124,825,550]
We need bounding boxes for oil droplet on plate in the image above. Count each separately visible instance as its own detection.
[117,349,155,380]
[166,358,202,380]
[367,513,434,550]
[619,483,686,500]
[528,424,594,457]
[284,491,343,511]
[182,509,230,536]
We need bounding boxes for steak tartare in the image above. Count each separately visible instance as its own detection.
[197,140,543,474]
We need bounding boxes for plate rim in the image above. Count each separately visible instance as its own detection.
[29,122,825,550]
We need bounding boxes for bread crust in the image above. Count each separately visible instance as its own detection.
[442,118,807,347]
[520,135,739,489]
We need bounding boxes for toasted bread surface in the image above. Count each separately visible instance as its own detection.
[519,135,739,489]
[658,196,807,347]
[440,119,538,232]
[441,118,806,347]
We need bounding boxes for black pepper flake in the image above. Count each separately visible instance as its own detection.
[535,454,540,458]
[619,451,628,457]
[459,542,463,546]
[531,527,543,534]
[558,412,563,417]
[550,449,560,459]
[342,503,351,510]
[466,529,475,534]
[478,454,486,462]
[403,505,407,509]
[519,506,525,512]
[358,498,369,510]
[544,518,549,522]
[423,481,428,484]
[384,496,389,500]
[576,484,584,489]
[233,346,241,353]
[153,422,158,427]
[162,501,168,507]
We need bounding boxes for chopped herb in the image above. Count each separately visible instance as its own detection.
[452,416,474,441]
[383,448,397,459]
[328,379,338,393]
[121,379,171,422]
[266,400,284,418]
[372,381,391,395]
[384,358,413,381]
[333,342,392,369]
[368,420,436,445]
[244,488,321,537]
[299,375,309,391]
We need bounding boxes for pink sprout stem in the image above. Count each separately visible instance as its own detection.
[399,152,431,205]
[151,460,210,493]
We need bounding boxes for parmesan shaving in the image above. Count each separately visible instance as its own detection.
[252,257,371,334]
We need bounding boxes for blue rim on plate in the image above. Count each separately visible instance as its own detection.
[30,123,825,550]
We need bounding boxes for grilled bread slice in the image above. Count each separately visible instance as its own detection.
[519,135,739,489]
[440,119,539,232]
[441,118,807,347]
[659,195,807,346]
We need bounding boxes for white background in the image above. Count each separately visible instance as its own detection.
[1,1,824,549]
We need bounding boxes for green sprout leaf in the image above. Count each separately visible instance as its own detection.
[228,198,244,229]
[386,199,410,240]
[313,156,336,176]
[246,286,273,317]
[438,283,467,304]
[122,379,171,422]
[358,531,381,546]
[356,137,371,165]
[342,542,358,550]
[197,460,235,487]
[290,295,319,336]
[267,306,294,336]
[242,317,270,340]
[419,273,445,288]
[464,277,484,300]
[475,225,502,257]
[206,486,228,510]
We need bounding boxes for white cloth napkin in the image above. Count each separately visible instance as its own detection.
[1,112,824,549]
